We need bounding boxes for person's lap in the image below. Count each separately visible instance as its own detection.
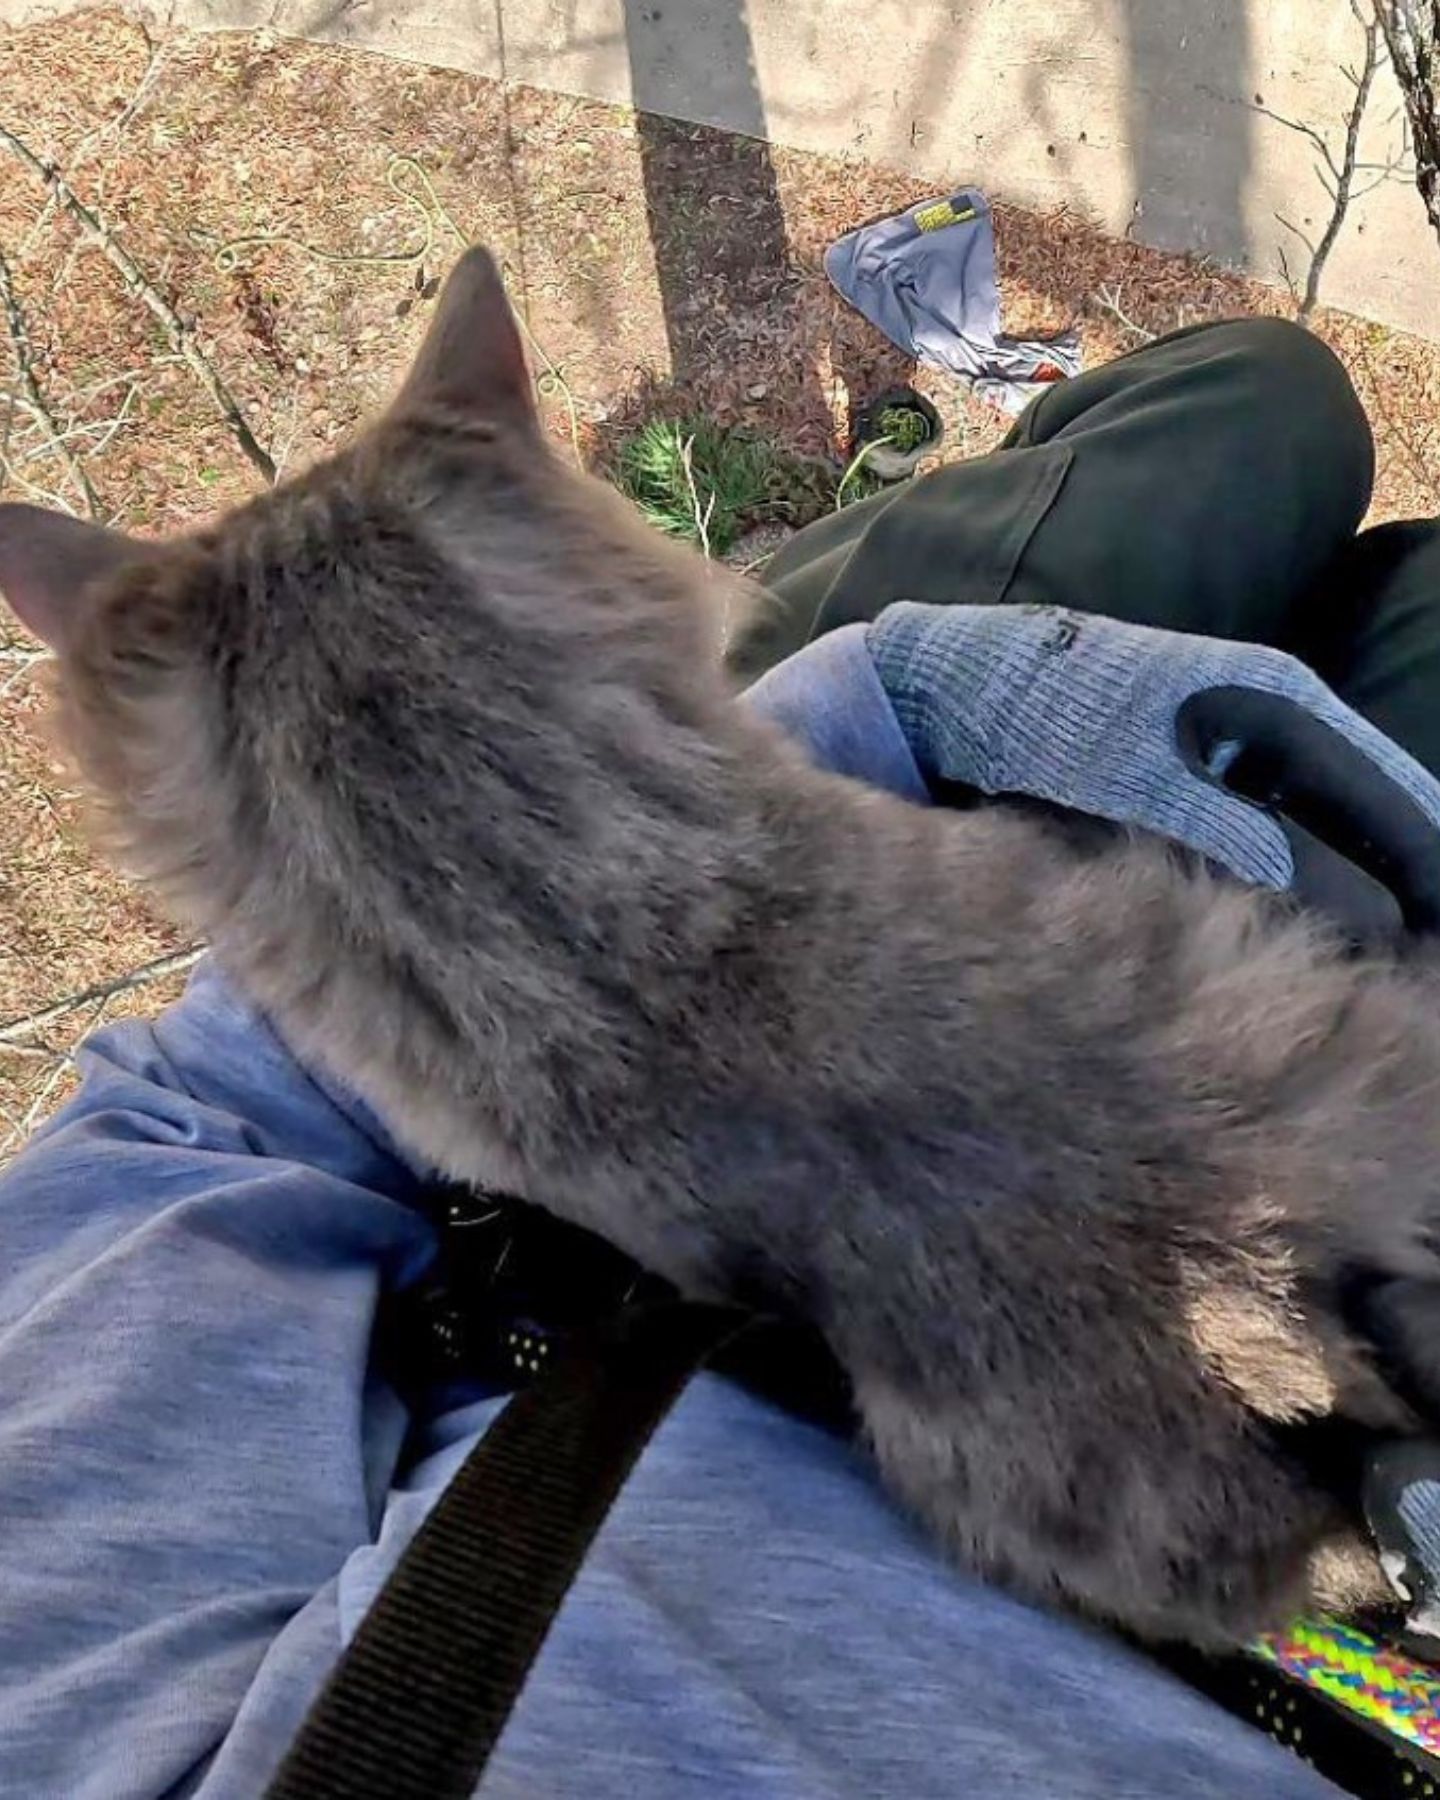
[1300,522,1440,777]
[729,316,1440,779]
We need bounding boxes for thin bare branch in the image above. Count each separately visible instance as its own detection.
[13,383,138,466]
[1356,332,1440,504]
[678,434,716,559]
[0,649,49,698]
[270,377,305,481]
[1352,163,1409,197]
[1276,213,1320,258]
[0,946,205,1045]
[0,443,83,514]
[1261,0,1383,320]
[1252,102,1345,184]
[0,995,112,1160]
[1090,283,1157,344]
[0,119,276,483]
[0,244,101,516]
[1303,6,1384,317]
[1276,243,1302,309]
[21,29,170,259]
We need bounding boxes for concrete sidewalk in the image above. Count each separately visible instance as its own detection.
[4,0,1437,339]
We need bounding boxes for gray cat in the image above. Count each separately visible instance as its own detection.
[4,246,1440,1648]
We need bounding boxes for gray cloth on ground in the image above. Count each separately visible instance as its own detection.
[825,188,1082,416]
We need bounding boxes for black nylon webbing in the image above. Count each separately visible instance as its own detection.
[1161,1644,1440,1797]
[266,1261,1430,1800]
[262,1300,747,1800]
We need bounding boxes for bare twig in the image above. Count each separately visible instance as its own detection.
[1356,333,1440,503]
[0,379,139,491]
[0,119,276,483]
[1276,211,1318,259]
[22,29,170,261]
[1275,241,1302,309]
[1252,103,1346,187]
[1258,0,1383,320]
[0,946,205,1046]
[10,396,132,461]
[0,443,82,514]
[80,29,168,153]
[74,360,180,403]
[14,1047,80,1130]
[1304,0,1383,317]
[0,649,49,698]
[41,382,138,465]
[0,245,101,516]
[1090,283,1157,344]
[678,434,716,559]
[0,995,112,1160]
[269,376,305,481]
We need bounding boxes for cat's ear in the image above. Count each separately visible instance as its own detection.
[0,503,141,650]
[393,245,537,430]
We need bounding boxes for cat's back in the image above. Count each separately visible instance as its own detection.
[703,778,1440,1225]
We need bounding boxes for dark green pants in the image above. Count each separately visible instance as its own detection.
[730,319,1440,779]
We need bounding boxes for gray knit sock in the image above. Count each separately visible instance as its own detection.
[868,601,1440,893]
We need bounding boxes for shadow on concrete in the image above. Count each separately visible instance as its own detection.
[1114,0,1255,266]
[609,0,1257,454]
[620,0,836,455]
[895,0,1257,277]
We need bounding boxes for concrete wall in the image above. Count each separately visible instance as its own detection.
[6,0,1438,338]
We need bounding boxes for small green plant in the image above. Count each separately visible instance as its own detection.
[613,417,836,555]
[614,418,768,555]
[875,403,931,453]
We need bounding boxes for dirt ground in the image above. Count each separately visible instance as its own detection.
[2,6,1440,1151]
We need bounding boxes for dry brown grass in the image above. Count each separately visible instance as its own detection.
[2,6,1439,1150]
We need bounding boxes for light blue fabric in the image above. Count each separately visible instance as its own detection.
[823,190,1083,416]
[0,617,1374,1800]
[1399,1483,1440,1589]
[742,623,929,803]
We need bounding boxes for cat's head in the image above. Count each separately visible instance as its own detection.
[0,247,747,947]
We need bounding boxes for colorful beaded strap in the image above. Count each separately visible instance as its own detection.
[1255,1619,1440,1765]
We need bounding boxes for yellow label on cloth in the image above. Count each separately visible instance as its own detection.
[914,199,978,232]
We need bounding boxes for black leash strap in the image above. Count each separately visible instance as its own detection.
[266,1171,1435,1800]
[1161,1645,1440,1798]
[263,1299,747,1800]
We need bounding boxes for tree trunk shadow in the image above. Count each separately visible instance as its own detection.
[622,0,835,457]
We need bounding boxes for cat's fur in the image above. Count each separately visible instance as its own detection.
[6,247,1440,1647]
